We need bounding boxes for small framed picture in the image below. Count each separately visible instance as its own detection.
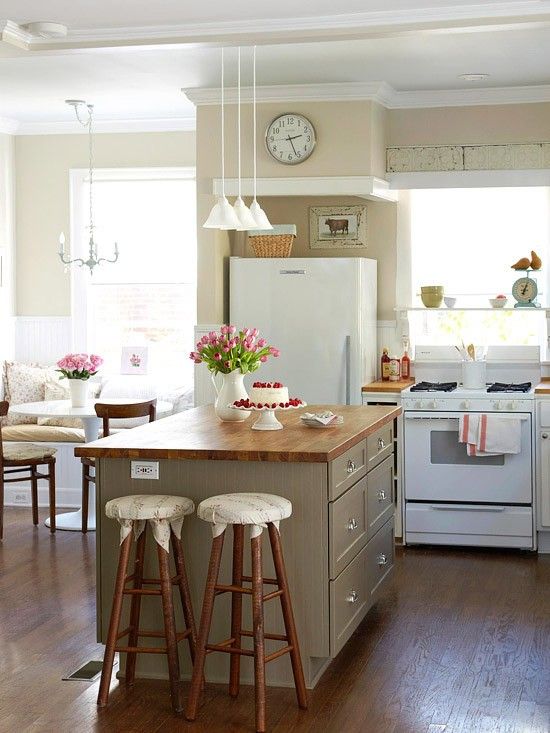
[121,347,149,375]
[309,205,367,249]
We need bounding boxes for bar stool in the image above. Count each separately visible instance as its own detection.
[81,399,157,532]
[185,493,308,733]
[97,494,196,713]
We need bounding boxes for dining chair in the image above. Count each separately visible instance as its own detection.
[80,399,157,533]
[0,401,57,539]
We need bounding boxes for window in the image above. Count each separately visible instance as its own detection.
[406,187,550,352]
[71,168,196,385]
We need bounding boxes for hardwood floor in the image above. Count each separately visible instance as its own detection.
[2,506,550,732]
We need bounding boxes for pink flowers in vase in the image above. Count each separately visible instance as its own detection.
[56,353,104,380]
[189,326,280,375]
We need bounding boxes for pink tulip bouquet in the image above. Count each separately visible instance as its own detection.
[189,326,280,375]
[56,353,104,380]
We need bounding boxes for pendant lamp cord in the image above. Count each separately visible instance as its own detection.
[221,47,225,199]
[237,46,242,200]
[253,45,257,201]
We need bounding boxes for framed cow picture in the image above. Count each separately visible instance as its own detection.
[308,205,367,249]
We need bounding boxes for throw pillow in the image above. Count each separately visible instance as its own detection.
[2,361,48,426]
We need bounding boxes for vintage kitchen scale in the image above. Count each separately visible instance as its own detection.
[511,269,541,308]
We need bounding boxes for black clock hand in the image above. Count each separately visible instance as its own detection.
[286,135,298,156]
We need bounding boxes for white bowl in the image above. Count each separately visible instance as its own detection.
[444,296,457,308]
[489,297,507,308]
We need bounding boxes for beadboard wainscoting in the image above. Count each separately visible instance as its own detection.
[14,316,72,364]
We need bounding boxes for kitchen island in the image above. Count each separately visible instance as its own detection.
[76,403,400,689]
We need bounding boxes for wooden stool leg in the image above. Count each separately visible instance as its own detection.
[97,533,133,707]
[48,460,56,533]
[0,472,4,541]
[158,541,183,714]
[81,465,89,534]
[229,524,244,697]
[31,466,38,526]
[171,530,198,662]
[185,531,225,722]
[251,533,266,733]
[268,523,308,710]
[125,528,147,686]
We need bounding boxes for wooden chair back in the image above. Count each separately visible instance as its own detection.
[0,400,7,466]
[94,399,157,438]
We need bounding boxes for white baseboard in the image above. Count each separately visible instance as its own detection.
[4,485,81,508]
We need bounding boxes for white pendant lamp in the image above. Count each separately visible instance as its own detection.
[249,46,273,230]
[203,47,241,230]
[232,47,257,231]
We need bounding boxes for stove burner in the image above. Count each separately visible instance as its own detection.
[410,381,458,393]
[487,382,532,393]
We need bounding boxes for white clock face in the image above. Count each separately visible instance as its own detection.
[512,277,537,302]
[265,114,316,165]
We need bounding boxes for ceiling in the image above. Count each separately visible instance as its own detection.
[1,1,550,131]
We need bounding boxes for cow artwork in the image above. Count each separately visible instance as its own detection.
[310,206,367,249]
[324,218,349,236]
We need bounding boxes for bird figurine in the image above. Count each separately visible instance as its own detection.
[530,250,542,270]
[511,257,531,270]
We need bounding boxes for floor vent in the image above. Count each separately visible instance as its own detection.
[62,660,106,681]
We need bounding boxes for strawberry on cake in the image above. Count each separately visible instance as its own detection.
[249,381,289,407]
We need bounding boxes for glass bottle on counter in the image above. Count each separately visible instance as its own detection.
[389,355,401,382]
[401,345,411,380]
[381,347,391,381]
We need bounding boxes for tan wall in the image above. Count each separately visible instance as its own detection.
[196,100,388,323]
[232,196,397,321]
[388,102,550,147]
[15,131,196,316]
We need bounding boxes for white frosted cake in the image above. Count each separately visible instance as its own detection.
[249,381,289,407]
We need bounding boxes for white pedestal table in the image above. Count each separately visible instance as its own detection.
[9,398,173,532]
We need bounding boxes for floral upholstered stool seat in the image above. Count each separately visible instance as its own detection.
[186,493,308,733]
[98,494,197,715]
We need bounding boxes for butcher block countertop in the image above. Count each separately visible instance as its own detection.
[362,378,415,393]
[535,378,550,394]
[75,404,401,463]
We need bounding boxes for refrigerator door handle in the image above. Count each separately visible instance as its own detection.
[345,335,351,405]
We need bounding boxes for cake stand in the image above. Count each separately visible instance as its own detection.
[229,402,307,430]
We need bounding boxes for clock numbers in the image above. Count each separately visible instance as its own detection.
[265,113,316,165]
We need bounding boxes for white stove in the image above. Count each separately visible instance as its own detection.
[402,345,540,551]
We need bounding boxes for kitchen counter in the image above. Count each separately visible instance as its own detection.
[362,378,415,393]
[535,379,550,394]
[83,404,399,690]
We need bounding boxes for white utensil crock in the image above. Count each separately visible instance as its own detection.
[461,361,486,390]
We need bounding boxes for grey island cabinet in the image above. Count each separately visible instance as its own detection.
[76,403,400,689]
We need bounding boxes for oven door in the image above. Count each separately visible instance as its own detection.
[404,411,532,503]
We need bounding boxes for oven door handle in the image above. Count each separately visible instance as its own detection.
[429,505,506,512]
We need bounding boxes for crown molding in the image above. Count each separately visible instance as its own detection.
[3,3,550,50]
[184,80,550,109]
[0,116,19,134]
[5,117,195,136]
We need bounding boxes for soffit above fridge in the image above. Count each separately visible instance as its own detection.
[212,176,398,202]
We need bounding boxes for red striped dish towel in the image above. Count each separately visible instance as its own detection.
[459,414,522,456]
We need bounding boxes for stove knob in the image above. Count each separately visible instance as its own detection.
[415,400,423,409]
[511,400,518,409]
[493,400,502,410]
[429,399,437,409]
[419,400,426,409]
[461,400,471,410]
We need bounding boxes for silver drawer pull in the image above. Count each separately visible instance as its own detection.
[377,553,388,566]
[377,490,386,502]
[378,437,386,450]
[346,460,356,474]
[347,518,359,531]
[346,590,359,604]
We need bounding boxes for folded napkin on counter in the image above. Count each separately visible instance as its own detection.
[301,411,341,426]
[459,413,522,456]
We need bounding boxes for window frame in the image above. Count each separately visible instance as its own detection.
[69,166,196,352]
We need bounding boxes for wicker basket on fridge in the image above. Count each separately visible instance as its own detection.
[248,224,297,258]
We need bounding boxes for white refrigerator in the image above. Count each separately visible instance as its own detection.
[229,257,377,405]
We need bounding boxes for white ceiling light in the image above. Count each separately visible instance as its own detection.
[25,21,68,39]
[203,48,241,230]
[249,45,272,231]
[459,73,490,81]
[232,47,257,231]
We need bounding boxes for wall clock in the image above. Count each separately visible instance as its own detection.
[265,113,316,165]
[512,273,540,308]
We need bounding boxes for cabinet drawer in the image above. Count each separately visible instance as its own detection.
[330,475,368,579]
[367,422,394,471]
[330,542,369,656]
[366,455,394,540]
[366,518,395,606]
[329,441,367,501]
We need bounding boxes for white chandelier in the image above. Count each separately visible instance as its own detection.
[58,100,119,273]
[203,47,272,231]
